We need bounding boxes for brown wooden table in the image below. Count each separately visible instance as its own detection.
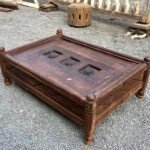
[0,29,149,145]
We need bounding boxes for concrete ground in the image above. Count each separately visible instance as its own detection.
[0,6,150,150]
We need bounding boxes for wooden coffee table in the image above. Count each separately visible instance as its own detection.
[0,29,149,144]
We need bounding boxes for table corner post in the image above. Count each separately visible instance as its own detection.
[0,47,12,86]
[56,29,63,37]
[136,56,150,99]
[0,47,5,72]
[84,94,97,145]
[0,47,5,59]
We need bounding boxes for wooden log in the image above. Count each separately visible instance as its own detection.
[0,7,12,12]
[0,1,18,10]
[68,3,92,27]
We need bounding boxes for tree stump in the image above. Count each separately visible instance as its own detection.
[68,3,92,27]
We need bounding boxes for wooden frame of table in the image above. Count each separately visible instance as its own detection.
[0,29,149,145]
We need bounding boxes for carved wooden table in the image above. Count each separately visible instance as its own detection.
[0,29,149,145]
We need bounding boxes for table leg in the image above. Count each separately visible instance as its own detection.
[0,47,12,85]
[136,56,150,98]
[84,95,96,145]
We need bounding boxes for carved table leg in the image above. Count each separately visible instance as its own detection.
[4,77,12,86]
[136,56,150,98]
[0,47,12,85]
[84,94,96,145]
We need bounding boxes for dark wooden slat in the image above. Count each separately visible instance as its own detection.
[5,59,86,106]
[96,81,143,125]
[6,70,84,126]
[62,36,144,64]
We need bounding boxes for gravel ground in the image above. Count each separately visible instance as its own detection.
[0,6,150,150]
